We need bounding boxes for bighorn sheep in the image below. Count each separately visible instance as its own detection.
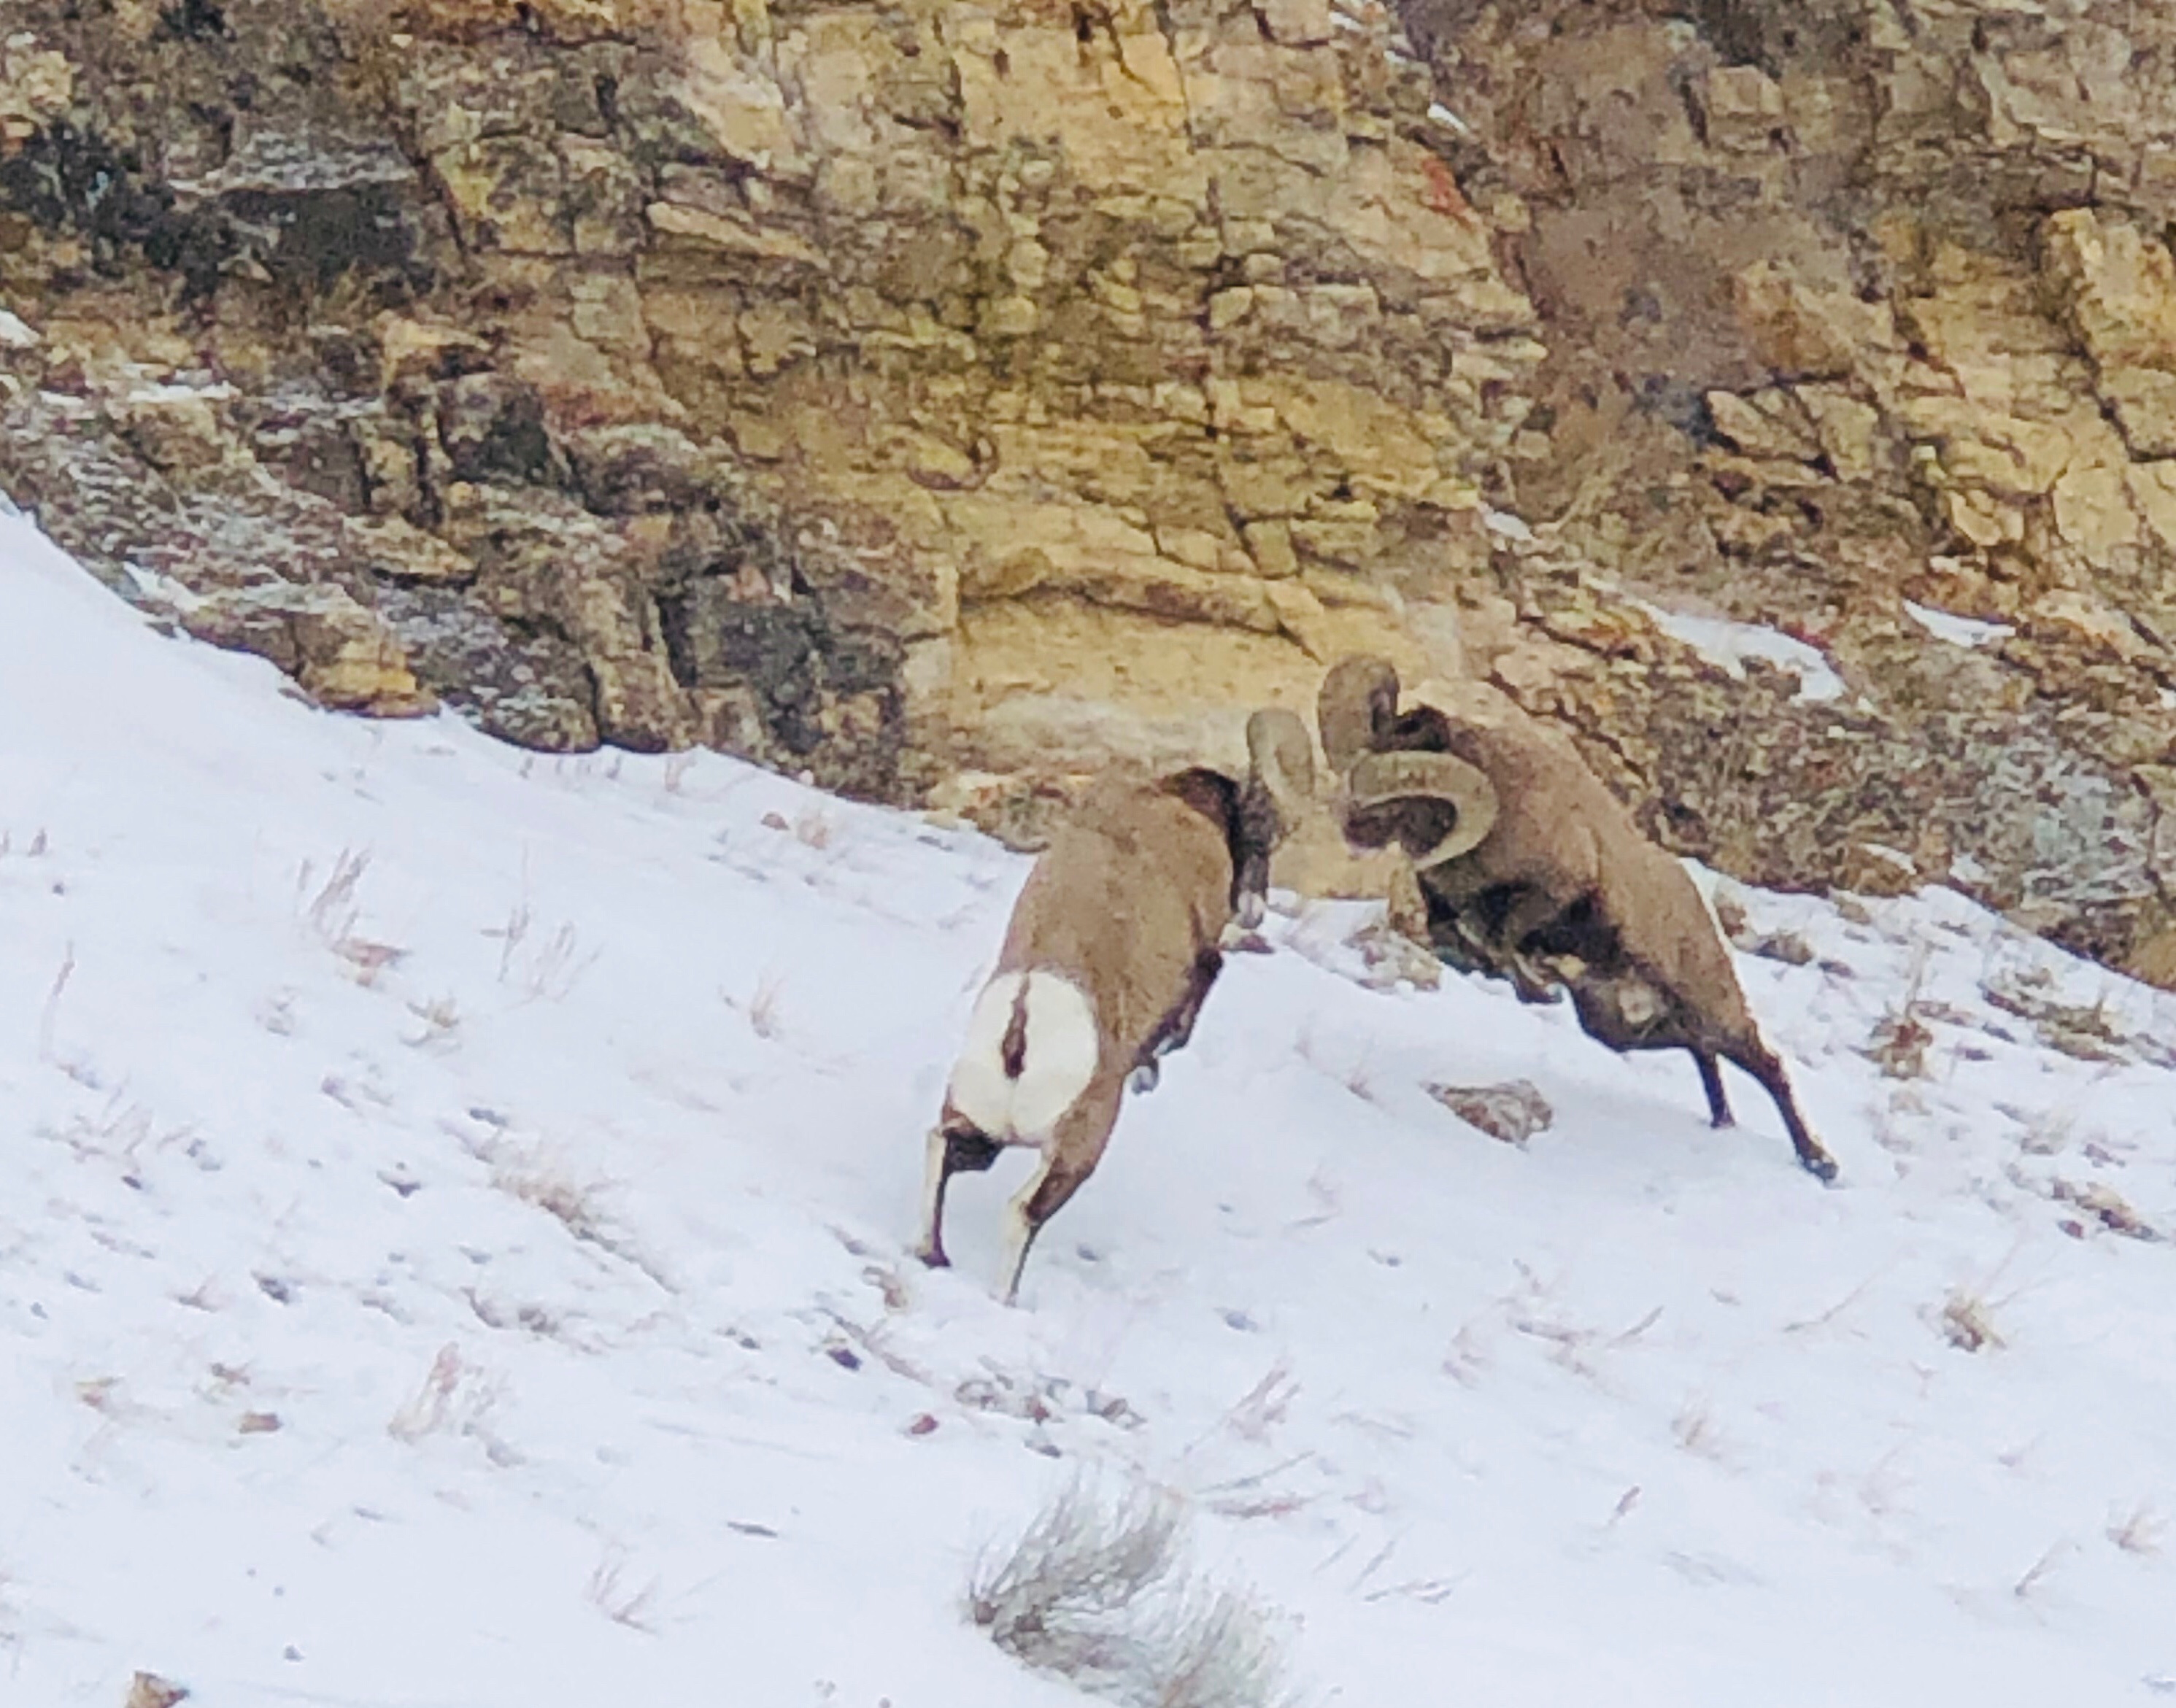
[1316,656,1838,1182]
[917,709,1317,1302]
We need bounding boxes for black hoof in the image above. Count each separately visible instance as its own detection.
[917,1245,951,1270]
[1799,1151,1840,1185]
[1127,1060,1160,1095]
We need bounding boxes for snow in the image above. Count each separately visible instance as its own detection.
[1636,601,1848,702]
[4,505,2175,1705]
[1905,600,2015,650]
[122,381,240,406]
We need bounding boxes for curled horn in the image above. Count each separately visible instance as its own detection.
[1346,749,1500,869]
[1231,706,1318,929]
[1245,706,1316,815]
[1316,654,1401,773]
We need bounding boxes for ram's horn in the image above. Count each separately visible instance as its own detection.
[1345,749,1500,868]
[1316,654,1402,773]
[1245,706,1316,813]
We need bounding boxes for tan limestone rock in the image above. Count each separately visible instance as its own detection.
[387,0,666,39]
[2051,460,2142,568]
[178,584,437,718]
[2126,461,2176,553]
[346,515,477,583]
[674,36,803,176]
[0,33,72,141]
[2045,209,2176,457]
[1799,387,1884,481]
[116,387,240,476]
[2030,590,2148,663]
[1706,390,1819,463]
[644,201,823,267]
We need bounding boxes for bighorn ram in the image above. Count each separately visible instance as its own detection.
[917,709,1317,1302]
[1316,656,1837,1182]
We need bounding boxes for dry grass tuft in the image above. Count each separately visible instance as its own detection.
[386,1343,515,1464]
[487,902,531,982]
[587,1551,663,1633]
[36,942,74,1064]
[1221,1360,1299,1445]
[483,1142,674,1288]
[2013,1539,2071,1603]
[1983,970,2134,1064]
[299,850,406,985]
[1867,1007,1933,1079]
[1672,1396,1725,1461]
[722,970,790,1042]
[1937,1287,2005,1353]
[487,903,599,1002]
[2107,1502,2165,1558]
[404,994,461,1050]
[1865,944,1935,1078]
[968,1476,1302,1708]
[493,1152,611,1245]
[386,1344,468,1442]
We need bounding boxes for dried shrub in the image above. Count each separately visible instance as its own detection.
[968,1477,1302,1708]
[298,849,406,984]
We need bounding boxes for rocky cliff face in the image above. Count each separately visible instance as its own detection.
[3,0,2175,984]
[0,0,1533,808]
[1409,0,2176,980]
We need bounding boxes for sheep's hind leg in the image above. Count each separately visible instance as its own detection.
[998,1151,1093,1305]
[1722,1040,1838,1183]
[916,1117,1002,1268]
[1694,1049,1733,1128]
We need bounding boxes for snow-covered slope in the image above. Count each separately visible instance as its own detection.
[3,506,2172,1707]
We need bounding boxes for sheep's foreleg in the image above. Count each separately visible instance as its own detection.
[1454,917,1556,1005]
[1505,952,1565,1006]
[1721,1039,1838,1183]
[1139,948,1224,1075]
[1230,780,1283,927]
[1495,886,1587,1006]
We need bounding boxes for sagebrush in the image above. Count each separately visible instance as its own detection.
[968,1475,1301,1708]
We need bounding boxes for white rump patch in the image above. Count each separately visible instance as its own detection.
[946,970,1100,1144]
